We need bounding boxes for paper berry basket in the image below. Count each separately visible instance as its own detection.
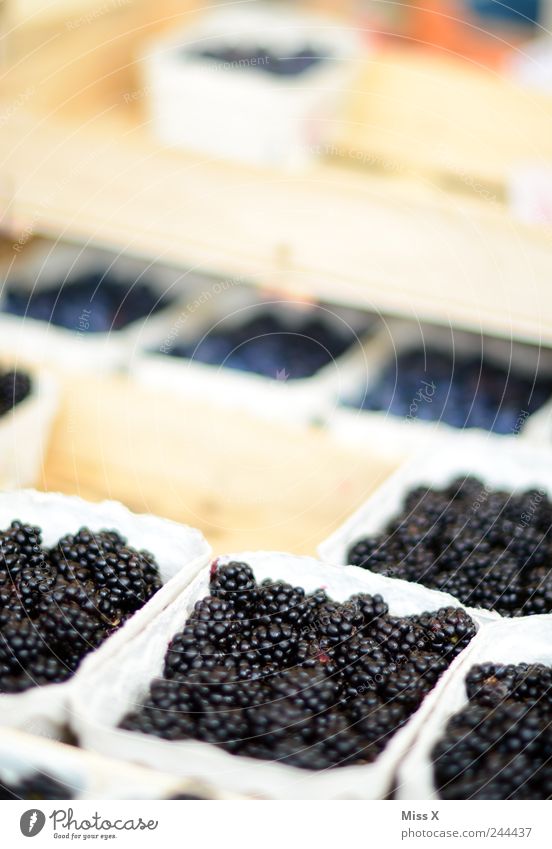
[395,616,552,800]
[0,490,211,739]
[318,432,552,572]
[0,727,242,799]
[0,241,198,374]
[70,551,495,800]
[140,4,363,168]
[132,287,376,424]
[327,320,552,463]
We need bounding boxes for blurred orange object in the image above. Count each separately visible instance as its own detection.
[403,0,529,68]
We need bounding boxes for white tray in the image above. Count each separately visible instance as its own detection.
[0,490,211,738]
[328,320,552,463]
[70,550,493,800]
[319,431,552,571]
[132,288,377,423]
[0,241,200,373]
[140,4,363,168]
[396,616,552,800]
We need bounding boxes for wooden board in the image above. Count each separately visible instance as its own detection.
[38,374,396,556]
[1,1,552,345]
[334,48,552,193]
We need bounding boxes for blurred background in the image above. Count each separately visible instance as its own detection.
[1,0,552,555]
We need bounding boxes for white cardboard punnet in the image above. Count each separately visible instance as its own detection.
[0,490,211,738]
[396,616,552,800]
[70,551,493,800]
[319,432,552,572]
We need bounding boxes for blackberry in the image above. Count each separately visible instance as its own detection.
[51,528,161,613]
[0,369,32,416]
[348,478,552,616]
[210,561,256,610]
[433,661,552,799]
[120,562,476,771]
[255,580,311,628]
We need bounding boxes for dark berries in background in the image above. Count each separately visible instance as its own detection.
[4,271,172,333]
[189,44,326,77]
[347,346,552,434]
[0,521,162,693]
[120,561,476,771]
[433,661,552,799]
[0,772,74,800]
[167,311,365,380]
[348,476,552,617]
[0,369,32,417]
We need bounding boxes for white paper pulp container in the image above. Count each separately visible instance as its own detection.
[141,4,364,167]
[70,551,494,800]
[0,490,211,738]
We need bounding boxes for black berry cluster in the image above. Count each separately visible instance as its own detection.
[120,561,476,771]
[350,346,552,434]
[168,312,362,380]
[4,271,171,333]
[0,521,162,693]
[433,662,552,799]
[0,369,31,416]
[190,45,325,77]
[348,476,552,616]
[0,772,74,800]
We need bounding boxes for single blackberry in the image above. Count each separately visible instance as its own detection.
[0,610,45,675]
[255,580,311,628]
[414,607,476,658]
[210,561,256,610]
[369,614,427,659]
[51,528,161,613]
[38,603,109,667]
[315,601,362,647]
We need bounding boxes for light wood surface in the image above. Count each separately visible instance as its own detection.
[1,1,552,345]
[37,374,396,556]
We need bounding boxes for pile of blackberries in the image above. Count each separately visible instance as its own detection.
[0,521,162,693]
[4,271,171,333]
[350,346,552,434]
[433,661,552,799]
[167,312,360,380]
[0,772,73,800]
[0,369,31,416]
[189,45,325,77]
[348,476,552,617]
[120,561,476,771]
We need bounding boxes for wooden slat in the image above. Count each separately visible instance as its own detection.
[1,106,552,344]
[334,49,552,191]
[38,374,396,555]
